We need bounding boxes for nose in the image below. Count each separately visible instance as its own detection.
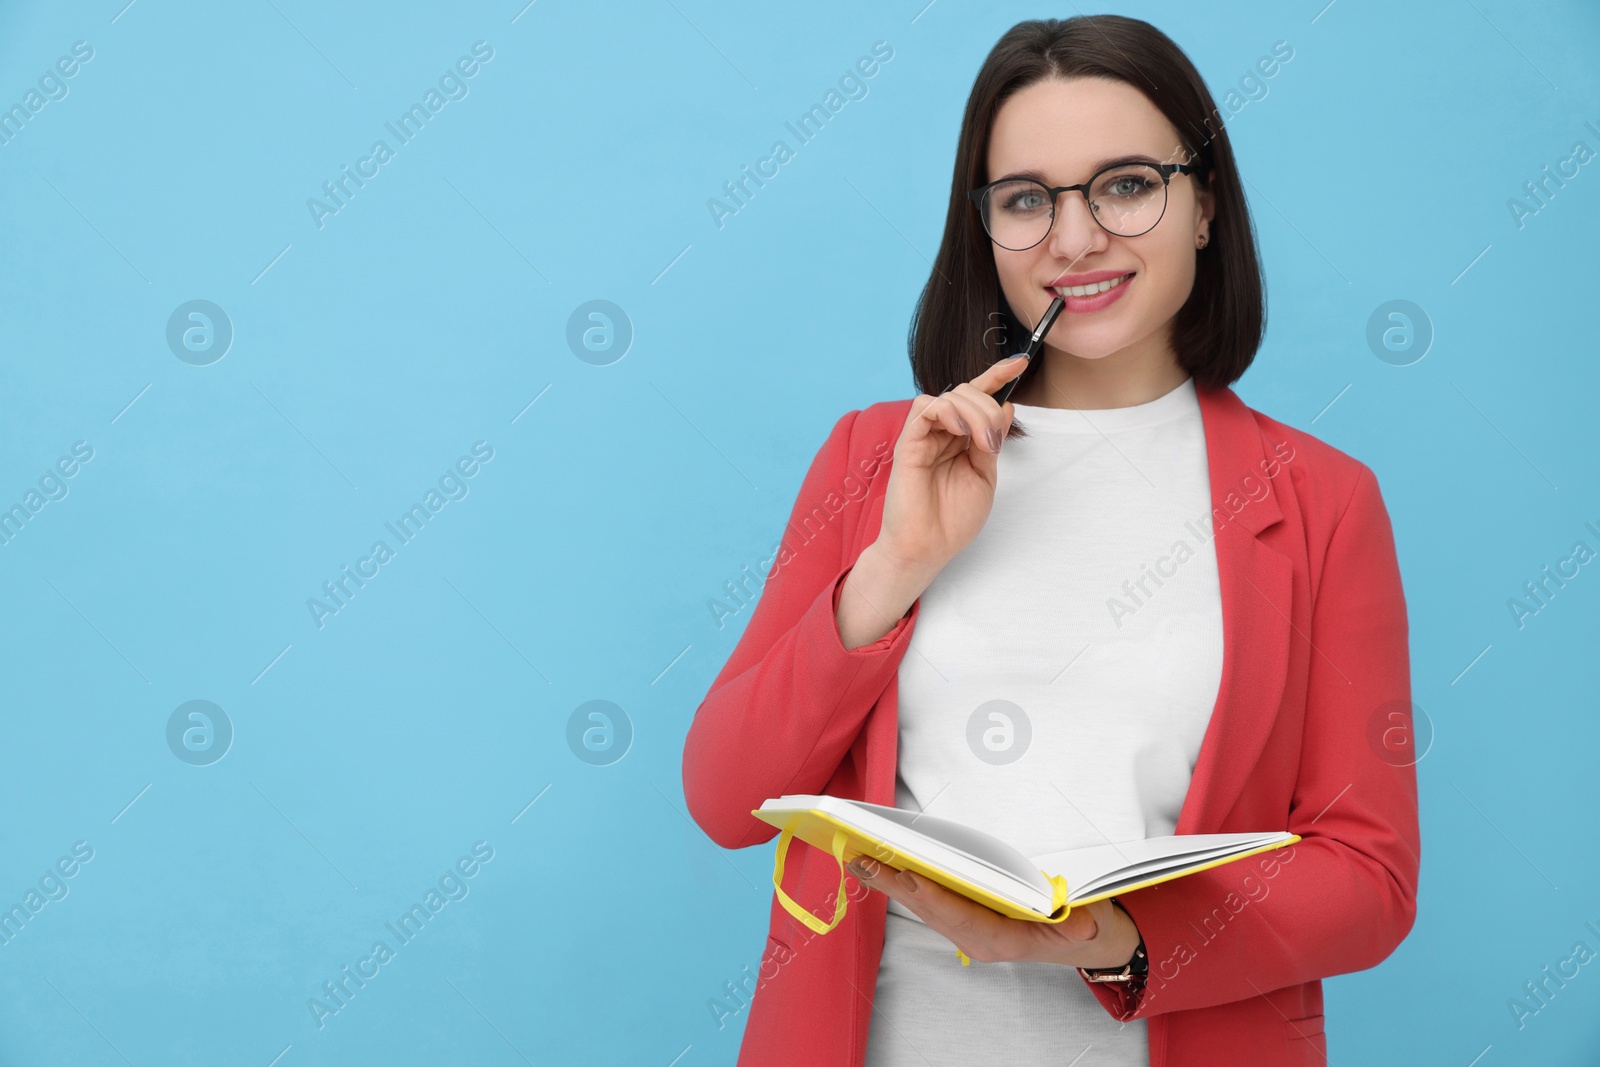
[1047,191,1109,264]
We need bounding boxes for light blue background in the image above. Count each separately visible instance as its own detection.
[0,0,1597,1064]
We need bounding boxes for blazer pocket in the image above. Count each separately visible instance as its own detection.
[764,932,794,966]
[1284,1013,1325,1040]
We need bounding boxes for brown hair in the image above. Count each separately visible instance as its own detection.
[906,15,1266,438]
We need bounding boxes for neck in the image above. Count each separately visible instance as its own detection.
[1009,340,1189,410]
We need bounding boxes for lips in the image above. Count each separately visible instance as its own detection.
[1045,270,1136,315]
[1048,271,1135,298]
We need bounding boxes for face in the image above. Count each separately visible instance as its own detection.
[983,76,1214,367]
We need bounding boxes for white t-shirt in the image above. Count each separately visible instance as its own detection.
[865,375,1224,1067]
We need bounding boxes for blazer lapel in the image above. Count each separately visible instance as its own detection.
[1175,384,1294,834]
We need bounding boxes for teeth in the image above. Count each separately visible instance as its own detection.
[1054,273,1131,298]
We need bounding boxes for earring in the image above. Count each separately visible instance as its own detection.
[1196,234,1209,249]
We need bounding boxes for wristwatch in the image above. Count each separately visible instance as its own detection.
[1079,940,1147,983]
[1079,899,1148,984]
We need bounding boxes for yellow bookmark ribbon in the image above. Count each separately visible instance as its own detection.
[770,830,1072,968]
[772,825,852,935]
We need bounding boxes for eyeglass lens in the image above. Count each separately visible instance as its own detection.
[978,164,1169,249]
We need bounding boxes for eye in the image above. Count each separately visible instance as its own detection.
[1104,176,1152,197]
[1002,189,1047,213]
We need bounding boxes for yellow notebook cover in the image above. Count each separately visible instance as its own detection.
[752,799,1299,965]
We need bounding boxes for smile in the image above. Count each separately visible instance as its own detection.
[1052,272,1134,298]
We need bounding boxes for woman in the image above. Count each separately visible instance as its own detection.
[683,15,1419,1067]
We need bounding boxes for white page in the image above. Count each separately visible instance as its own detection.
[1030,832,1293,903]
[1059,835,1286,895]
[1070,844,1263,896]
[843,800,1044,884]
[760,795,1055,912]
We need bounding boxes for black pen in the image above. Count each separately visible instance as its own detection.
[990,293,1065,407]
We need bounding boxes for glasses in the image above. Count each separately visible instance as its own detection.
[967,161,1200,250]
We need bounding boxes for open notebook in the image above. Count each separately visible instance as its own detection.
[753,794,1298,962]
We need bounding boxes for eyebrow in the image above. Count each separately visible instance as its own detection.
[993,154,1164,184]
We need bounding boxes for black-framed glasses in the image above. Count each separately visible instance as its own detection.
[967,161,1200,250]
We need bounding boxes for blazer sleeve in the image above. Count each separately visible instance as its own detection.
[1084,463,1422,1020]
[682,408,921,850]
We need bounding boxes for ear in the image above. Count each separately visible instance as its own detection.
[1197,170,1218,230]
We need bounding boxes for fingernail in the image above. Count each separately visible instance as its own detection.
[848,859,873,879]
[986,428,1002,451]
[895,870,919,893]
[956,415,970,436]
[1004,354,1027,363]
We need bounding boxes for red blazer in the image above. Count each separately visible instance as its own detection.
[683,382,1421,1067]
